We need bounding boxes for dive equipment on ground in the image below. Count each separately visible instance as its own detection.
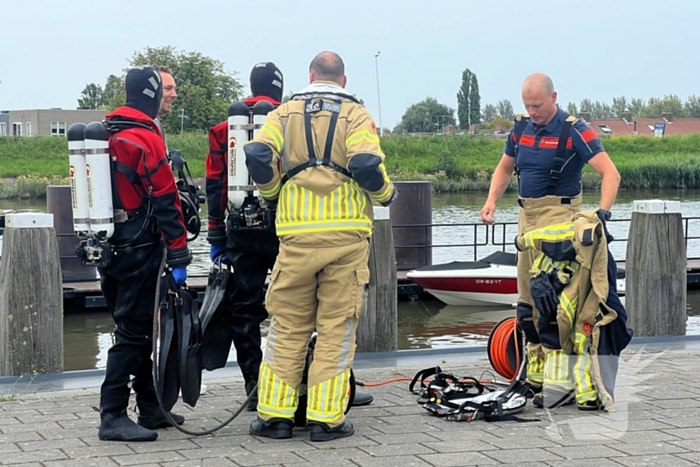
[487,317,524,380]
[169,149,205,242]
[227,100,276,229]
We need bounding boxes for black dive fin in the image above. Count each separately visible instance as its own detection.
[200,261,234,371]
[157,273,181,412]
[175,286,203,408]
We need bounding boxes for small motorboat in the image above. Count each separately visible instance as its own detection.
[407,251,626,307]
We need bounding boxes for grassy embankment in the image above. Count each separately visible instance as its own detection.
[1,133,700,198]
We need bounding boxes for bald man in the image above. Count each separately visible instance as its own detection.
[480,73,620,409]
[244,50,396,442]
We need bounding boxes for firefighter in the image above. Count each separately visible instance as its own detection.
[480,73,621,404]
[244,51,397,442]
[97,66,192,442]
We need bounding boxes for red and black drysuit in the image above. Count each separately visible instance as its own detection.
[204,95,281,398]
[99,105,192,418]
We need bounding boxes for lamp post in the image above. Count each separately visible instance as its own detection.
[178,108,188,134]
[374,51,383,136]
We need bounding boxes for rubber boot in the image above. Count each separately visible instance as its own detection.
[136,399,185,430]
[245,380,258,412]
[98,409,157,442]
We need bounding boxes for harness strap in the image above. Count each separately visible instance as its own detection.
[281,98,353,184]
[546,119,573,196]
[512,116,529,183]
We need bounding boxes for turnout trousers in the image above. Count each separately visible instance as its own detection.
[516,195,581,389]
[257,232,370,428]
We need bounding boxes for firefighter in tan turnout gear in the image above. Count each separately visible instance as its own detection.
[243,51,397,442]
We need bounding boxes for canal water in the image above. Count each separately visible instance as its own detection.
[2,188,699,371]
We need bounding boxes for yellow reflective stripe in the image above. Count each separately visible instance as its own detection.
[258,179,281,199]
[256,362,297,419]
[276,181,372,235]
[345,129,378,148]
[262,123,284,152]
[374,182,393,203]
[572,333,595,402]
[526,349,544,383]
[544,350,574,388]
[523,223,575,246]
[560,292,577,328]
[307,370,350,424]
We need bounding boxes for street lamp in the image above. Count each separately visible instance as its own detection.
[374,51,383,136]
[178,108,188,134]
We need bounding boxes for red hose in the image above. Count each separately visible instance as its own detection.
[487,317,523,381]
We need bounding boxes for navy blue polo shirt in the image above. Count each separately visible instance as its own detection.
[504,107,605,198]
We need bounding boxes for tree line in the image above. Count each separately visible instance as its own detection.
[392,69,700,134]
[77,50,700,136]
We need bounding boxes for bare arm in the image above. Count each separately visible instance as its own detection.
[480,154,516,224]
[587,151,620,211]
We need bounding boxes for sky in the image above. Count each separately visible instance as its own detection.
[1,0,698,130]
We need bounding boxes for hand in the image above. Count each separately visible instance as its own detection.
[530,272,559,318]
[209,243,228,264]
[595,209,615,243]
[480,202,496,225]
[171,266,187,287]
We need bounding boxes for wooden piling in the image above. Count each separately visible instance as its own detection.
[357,206,398,352]
[625,200,686,337]
[0,213,64,376]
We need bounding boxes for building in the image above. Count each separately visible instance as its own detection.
[580,111,700,137]
[0,109,108,137]
[0,111,9,137]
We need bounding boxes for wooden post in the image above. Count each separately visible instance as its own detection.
[0,213,64,376]
[625,200,686,337]
[357,206,398,352]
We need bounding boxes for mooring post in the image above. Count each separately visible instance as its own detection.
[625,200,686,337]
[0,213,64,376]
[357,206,398,352]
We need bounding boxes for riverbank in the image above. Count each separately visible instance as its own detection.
[1,133,699,198]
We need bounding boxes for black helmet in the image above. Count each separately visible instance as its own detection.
[250,62,284,102]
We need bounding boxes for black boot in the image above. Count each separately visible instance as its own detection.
[136,399,185,430]
[98,409,158,442]
[245,380,258,412]
[308,420,354,442]
[249,417,293,439]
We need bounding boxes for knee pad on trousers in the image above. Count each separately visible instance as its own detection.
[516,302,540,344]
[537,312,562,350]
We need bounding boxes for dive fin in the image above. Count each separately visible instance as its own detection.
[157,273,181,413]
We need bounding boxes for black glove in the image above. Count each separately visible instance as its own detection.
[595,209,615,243]
[530,272,559,319]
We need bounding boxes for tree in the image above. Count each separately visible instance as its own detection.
[685,95,700,118]
[497,100,515,120]
[611,96,629,117]
[481,104,498,123]
[77,83,105,109]
[127,46,243,133]
[282,91,294,103]
[469,73,481,125]
[646,94,685,118]
[566,102,578,116]
[456,68,474,130]
[628,98,646,118]
[102,75,124,109]
[579,98,594,114]
[396,97,455,134]
[79,46,244,133]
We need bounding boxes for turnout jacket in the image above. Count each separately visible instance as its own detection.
[243,81,396,237]
[105,106,191,267]
[205,95,281,244]
[515,210,633,410]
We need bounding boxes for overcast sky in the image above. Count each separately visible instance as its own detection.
[1,0,696,129]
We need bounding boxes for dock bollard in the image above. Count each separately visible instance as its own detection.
[357,206,398,352]
[625,200,686,337]
[0,213,64,376]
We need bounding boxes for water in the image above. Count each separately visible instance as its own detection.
[2,188,700,371]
